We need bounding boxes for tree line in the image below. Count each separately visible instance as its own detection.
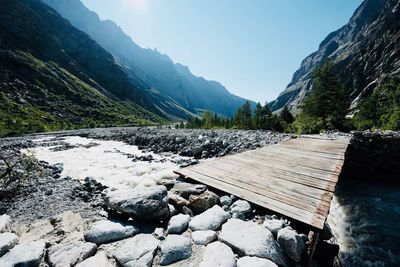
[181,60,399,133]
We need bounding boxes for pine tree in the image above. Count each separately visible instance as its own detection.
[242,101,252,129]
[254,102,263,129]
[280,106,294,124]
[260,103,273,129]
[203,110,212,129]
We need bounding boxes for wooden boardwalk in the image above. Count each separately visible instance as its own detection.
[174,135,350,230]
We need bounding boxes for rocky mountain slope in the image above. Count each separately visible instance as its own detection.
[43,0,255,117]
[0,0,170,136]
[270,0,400,112]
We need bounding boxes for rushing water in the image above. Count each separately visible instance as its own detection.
[328,179,400,267]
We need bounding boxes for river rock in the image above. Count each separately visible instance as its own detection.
[159,235,192,265]
[167,214,191,234]
[0,232,18,257]
[263,219,285,237]
[0,214,11,233]
[84,220,139,245]
[192,230,217,245]
[199,241,236,267]
[0,241,45,267]
[168,193,190,209]
[113,234,160,267]
[153,228,165,240]
[277,227,305,263]
[237,256,278,267]
[104,186,170,221]
[220,195,232,206]
[170,182,207,199]
[48,241,97,267]
[189,205,230,231]
[230,200,251,216]
[219,219,289,267]
[76,252,114,267]
[188,191,219,214]
[169,204,178,216]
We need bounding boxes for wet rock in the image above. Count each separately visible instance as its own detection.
[48,241,97,267]
[313,240,340,267]
[237,256,278,267]
[219,219,289,267]
[200,241,236,267]
[113,234,160,267]
[220,195,232,206]
[0,233,19,257]
[167,214,191,234]
[170,182,207,199]
[192,230,217,245]
[277,227,305,263]
[320,221,334,240]
[0,241,45,267]
[76,252,115,267]
[0,214,11,233]
[104,186,170,221]
[188,191,219,214]
[160,235,192,265]
[263,219,285,237]
[84,220,139,245]
[189,205,230,231]
[230,200,251,217]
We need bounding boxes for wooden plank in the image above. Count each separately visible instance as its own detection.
[175,168,327,229]
[263,146,345,160]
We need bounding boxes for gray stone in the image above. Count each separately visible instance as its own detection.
[199,241,236,267]
[220,195,232,206]
[191,230,217,246]
[84,220,138,245]
[232,212,246,221]
[188,191,219,214]
[0,233,18,257]
[263,219,285,237]
[0,214,11,233]
[189,205,230,231]
[219,219,289,267]
[0,241,45,267]
[48,241,97,267]
[167,214,191,234]
[76,252,115,267]
[169,204,178,216]
[113,234,160,267]
[104,186,170,221]
[160,235,192,265]
[170,182,207,199]
[230,200,251,216]
[277,227,305,263]
[182,206,194,217]
[153,228,165,240]
[237,256,278,267]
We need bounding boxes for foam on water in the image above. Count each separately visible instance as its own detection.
[26,136,187,189]
[328,179,400,267]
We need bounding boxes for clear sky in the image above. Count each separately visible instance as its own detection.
[81,0,363,103]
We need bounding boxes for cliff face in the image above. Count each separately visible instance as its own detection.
[270,0,400,112]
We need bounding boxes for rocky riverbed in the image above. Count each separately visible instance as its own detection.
[0,128,398,267]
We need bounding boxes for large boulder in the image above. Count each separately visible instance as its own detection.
[113,234,160,267]
[76,252,115,267]
[84,220,139,245]
[0,232,18,257]
[170,182,207,199]
[0,241,45,267]
[159,235,192,265]
[277,227,305,263]
[0,214,11,233]
[167,214,191,234]
[188,191,219,214]
[192,230,217,246]
[237,256,278,267]
[199,241,236,267]
[219,219,289,267]
[189,205,230,231]
[104,186,170,221]
[48,241,97,267]
[263,219,285,238]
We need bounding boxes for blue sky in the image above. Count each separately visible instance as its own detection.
[81,0,363,103]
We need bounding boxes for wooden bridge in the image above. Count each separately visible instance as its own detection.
[174,135,350,231]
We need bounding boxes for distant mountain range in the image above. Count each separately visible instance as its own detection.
[43,0,255,118]
[270,0,400,113]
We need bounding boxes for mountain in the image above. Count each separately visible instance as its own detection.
[270,0,400,112]
[43,0,255,117]
[0,0,166,136]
